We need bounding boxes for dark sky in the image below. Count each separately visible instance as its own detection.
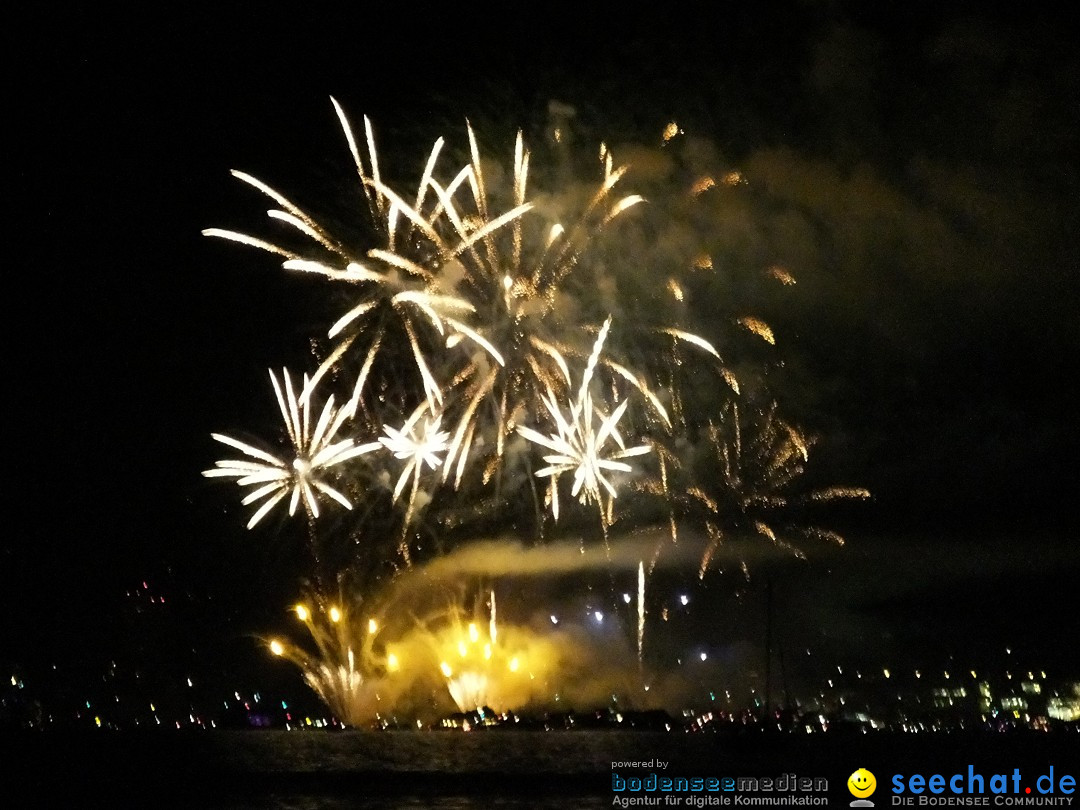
[6,3,1079,686]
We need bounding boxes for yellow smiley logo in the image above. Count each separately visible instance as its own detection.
[848,768,877,798]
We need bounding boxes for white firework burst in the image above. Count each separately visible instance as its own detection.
[380,408,452,502]
[202,98,522,413]
[379,406,452,565]
[203,369,379,528]
[203,99,664,487]
[517,318,651,524]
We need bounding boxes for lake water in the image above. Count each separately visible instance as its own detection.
[7,728,1077,808]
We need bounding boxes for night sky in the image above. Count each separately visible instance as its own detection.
[7,3,1079,696]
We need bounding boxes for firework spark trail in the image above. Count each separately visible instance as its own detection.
[637,560,645,670]
[203,369,379,528]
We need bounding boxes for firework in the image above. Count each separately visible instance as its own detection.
[203,369,379,528]
[204,108,868,723]
[379,406,452,565]
[270,585,576,719]
[412,591,585,716]
[380,408,452,500]
[267,598,392,727]
[205,99,676,506]
[203,101,515,414]
[644,399,870,578]
[517,318,651,529]
[431,604,517,714]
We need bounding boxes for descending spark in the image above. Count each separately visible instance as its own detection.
[809,487,872,501]
[203,369,378,528]
[637,560,645,669]
[667,278,685,302]
[659,328,722,360]
[688,401,869,575]
[690,176,717,196]
[737,316,775,345]
[767,265,797,286]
